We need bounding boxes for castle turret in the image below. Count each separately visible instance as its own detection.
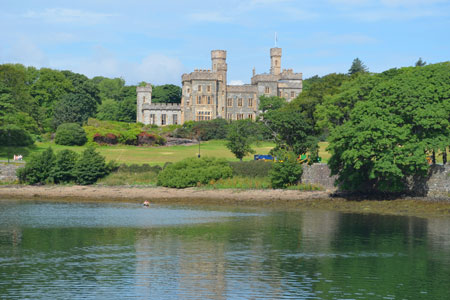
[211,50,227,74]
[270,47,282,76]
[136,84,152,123]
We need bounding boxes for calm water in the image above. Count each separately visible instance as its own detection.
[0,200,449,299]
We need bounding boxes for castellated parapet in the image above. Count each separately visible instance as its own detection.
[138,47,302,125]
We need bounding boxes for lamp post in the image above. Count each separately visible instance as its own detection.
[198,138,201,158]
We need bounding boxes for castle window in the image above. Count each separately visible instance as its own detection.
[237,113,244,120]
[173,114,178,125]
[150,114,156,125]
[202,95,207,104]
[222,107,224,112]
[196,111,211,121]
[248,114,253,120]
[207,85,211,92]
[227,98,233,107]
[275,60,278,66]
[198,85,202,92]
[161,114,167,126]
[291,91,295,98]
[278,90,282,97]
[143,96,146,103]
[207,96,211,104]
[227,113,233,120]
[248,98,253,107]
[265,87,270,94]
[187,88,190,93]
[238,98,243,107]
[197,96,201,104]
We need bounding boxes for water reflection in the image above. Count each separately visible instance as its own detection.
[0,200,449,299]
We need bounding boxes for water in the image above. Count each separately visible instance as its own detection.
[0,200,449,299]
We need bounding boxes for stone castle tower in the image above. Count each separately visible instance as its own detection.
[137,47,302,125]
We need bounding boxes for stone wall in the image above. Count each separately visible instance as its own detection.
[301,163,337,190]
[0,163,24,182]
[302,163,450,199]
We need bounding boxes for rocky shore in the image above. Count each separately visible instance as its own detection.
[1,185,450,218]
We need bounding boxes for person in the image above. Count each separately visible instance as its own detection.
[143,200,150,207]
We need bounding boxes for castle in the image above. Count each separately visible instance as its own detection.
[137,47,302,125]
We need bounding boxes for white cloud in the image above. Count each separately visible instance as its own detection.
[22,8,116,24]
[229,80,245,85]
[132,54,185,85]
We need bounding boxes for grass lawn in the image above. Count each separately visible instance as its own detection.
[0,140,282,165]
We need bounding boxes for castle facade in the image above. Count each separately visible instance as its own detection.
[137,47,302,125]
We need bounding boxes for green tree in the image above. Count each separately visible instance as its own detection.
[52,71,100,128]
[348,58,368,75]
[96,99,120,121]
[415,58,426,67]
[269,151,303,189]
[51,149,79,183]
[0,125,34,147]
[152,84,182,103]
[259,95,287,113]
[17,147,55,184]
[263,109,316,157]
[328,62,450,192]
[54,123,87,146]
[74,147,108,185]
[226,119,257,161]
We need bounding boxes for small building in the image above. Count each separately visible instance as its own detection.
[136,84,181,126]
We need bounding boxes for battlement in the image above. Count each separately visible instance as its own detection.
[280,69,302,80]
[142,102,181,111]
[137,84,152,92]
[211,50,227,60]
[182,71,220,82]
[227,84,257,93]
[251,73,279,84]
[270,47,282,56]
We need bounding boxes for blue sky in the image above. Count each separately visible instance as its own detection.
[1,0,449,86]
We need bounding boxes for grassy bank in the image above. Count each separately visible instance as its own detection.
[1,141,332,165]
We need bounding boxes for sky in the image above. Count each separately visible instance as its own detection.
[1,0,449,86]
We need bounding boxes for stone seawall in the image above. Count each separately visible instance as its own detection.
[301,163,337,190]
[302,163,450,199]
[0,163,24,182]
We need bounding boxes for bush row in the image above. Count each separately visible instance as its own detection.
[17,147,112,185]
[157,157,233,188]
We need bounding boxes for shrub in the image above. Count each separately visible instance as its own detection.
[157,157,233,188]
[17,147,55,184]
[0,125,34,147]
[54,123,87,146]
[51,149,79,183]
[229,160,273,177]
[269,151,303,189]
[93,132,118,145]
[74,147,108,185]
[137,132,166,146]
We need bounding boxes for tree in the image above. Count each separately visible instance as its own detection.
[96,99,120,121]
[226,119,257,161]
[0,125,34,147]
[258,95,286,113]
[263,109,316,156]
[348,58,368,75]
[74,147,108,185]
[17,147,55,184]
[152,84,182,103]
[51,149,79,183]
[415,58,426,67]
[328,62,450,192]
[53,71,100,128]
[54,123,87,146]
[269,150,303,189]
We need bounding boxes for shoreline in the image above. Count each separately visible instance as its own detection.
[1,185,450,218]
